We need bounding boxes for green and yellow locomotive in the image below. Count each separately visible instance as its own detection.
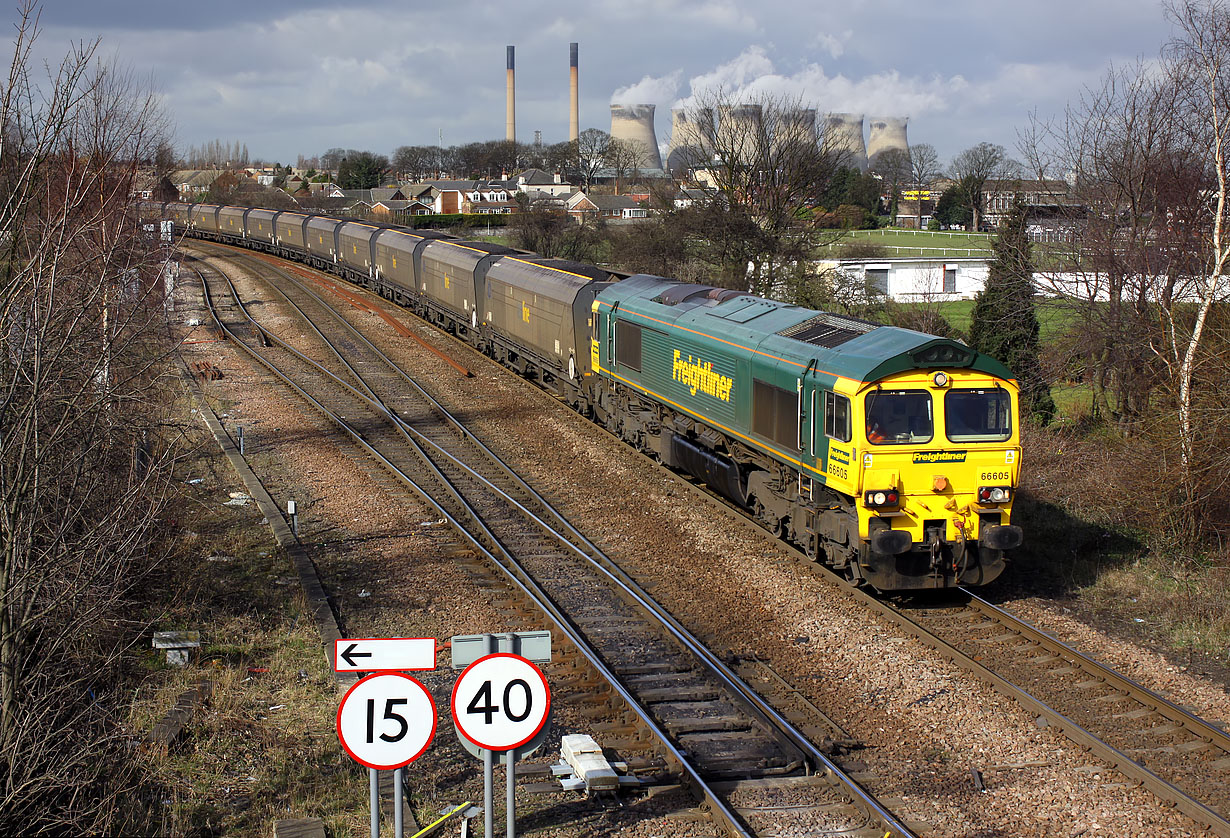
[589,276,1022,590]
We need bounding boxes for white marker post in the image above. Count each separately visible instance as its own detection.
[337,673,437,838]
[453,654,550,838]
[287,499,297,538]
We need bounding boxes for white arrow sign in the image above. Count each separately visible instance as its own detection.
[333,637,437,672]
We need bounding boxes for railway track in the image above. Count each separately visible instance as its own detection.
[681,468,1230,835]
[898,589,1230,834]
[189,248,917,838]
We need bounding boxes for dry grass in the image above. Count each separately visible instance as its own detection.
[126,422,371,836]
[1012,421,1230,668]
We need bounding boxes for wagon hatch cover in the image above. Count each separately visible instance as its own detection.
[778,312,877,348]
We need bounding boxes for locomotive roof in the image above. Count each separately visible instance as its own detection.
[601,276,1016,384]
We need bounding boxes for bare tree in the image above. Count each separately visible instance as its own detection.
[603,137,644,194]
[1160,0,1230,509]
[668,90,848,296]
[393,144,436,181]
[870,147,911,223]
[908,142,942,229]
[0,5,180,831]
[1024,0,1230,528]
[574,129,611,190]
[948,141,1007,230]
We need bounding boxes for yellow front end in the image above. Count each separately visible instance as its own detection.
[849,369,1022,588]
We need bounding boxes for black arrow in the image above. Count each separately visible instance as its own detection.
[340,643,373,668]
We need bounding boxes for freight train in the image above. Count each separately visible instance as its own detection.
[150,201,1023,591]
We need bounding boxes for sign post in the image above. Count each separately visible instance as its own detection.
[452,653,551,838]
[337,672,437,838]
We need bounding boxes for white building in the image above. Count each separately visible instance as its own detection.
[820,257,990,301]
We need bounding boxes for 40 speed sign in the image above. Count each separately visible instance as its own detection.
[451,653,550,752]
[336,672,437,770]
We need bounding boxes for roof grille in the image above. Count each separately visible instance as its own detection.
[778,313,876,348]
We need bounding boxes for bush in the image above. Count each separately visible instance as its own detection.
[888,306,960,338]
[837,241,890,259]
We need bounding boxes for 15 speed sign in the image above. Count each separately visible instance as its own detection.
[337,672,437,770]
[451,653,550,751]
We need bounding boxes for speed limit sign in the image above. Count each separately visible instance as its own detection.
[337,672,437,770]
[451,653,550,751]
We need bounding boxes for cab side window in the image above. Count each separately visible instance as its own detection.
[824,391,851,442]
[614,320,642,371]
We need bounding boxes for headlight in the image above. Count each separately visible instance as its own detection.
[873,491,886,505]
[978,486,1011,504]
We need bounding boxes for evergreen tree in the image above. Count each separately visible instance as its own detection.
[337,151,390,189]
[969,201,1055,424]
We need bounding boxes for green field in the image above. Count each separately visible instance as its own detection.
[821,228,995,259]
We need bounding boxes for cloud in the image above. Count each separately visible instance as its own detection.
[811,30,851,60]
[611,71,682,105]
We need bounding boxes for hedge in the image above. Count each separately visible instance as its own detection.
[407,213,511,229]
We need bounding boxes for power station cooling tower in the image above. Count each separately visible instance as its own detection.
[666,107,714,172]
[717,104,764,165]
[823,113,867,171]
[867,116,909,170]
[774,108,817,155]
[610,104,663,170]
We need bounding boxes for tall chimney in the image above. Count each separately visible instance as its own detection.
[506,46,516,143]
[569,43,579,143]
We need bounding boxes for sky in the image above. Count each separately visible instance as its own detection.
[24,0,1173,168]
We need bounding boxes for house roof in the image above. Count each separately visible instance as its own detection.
[399,183,437,200]
[171,169,225,187]
[371,187,407,202]
[414,180,482,192]
[522,189,567,204]
[589,194,641,211]
[516,168,556,185]
[984,178,1069,192]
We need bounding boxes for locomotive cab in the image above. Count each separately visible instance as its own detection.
[854,369,1023,589]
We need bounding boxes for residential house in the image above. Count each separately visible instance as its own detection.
[403,180,482,214]
[565,192,648,223]
[981,178,1074,229]
[513,168,572,197]
[521,188,575,210]
[370,200,434,221]
[462,185,516,215]
[171,169,225,199]
[674,187,713,209]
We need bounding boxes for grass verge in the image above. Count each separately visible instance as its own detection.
[127,409,370,836]
[1004,422,1230,675]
